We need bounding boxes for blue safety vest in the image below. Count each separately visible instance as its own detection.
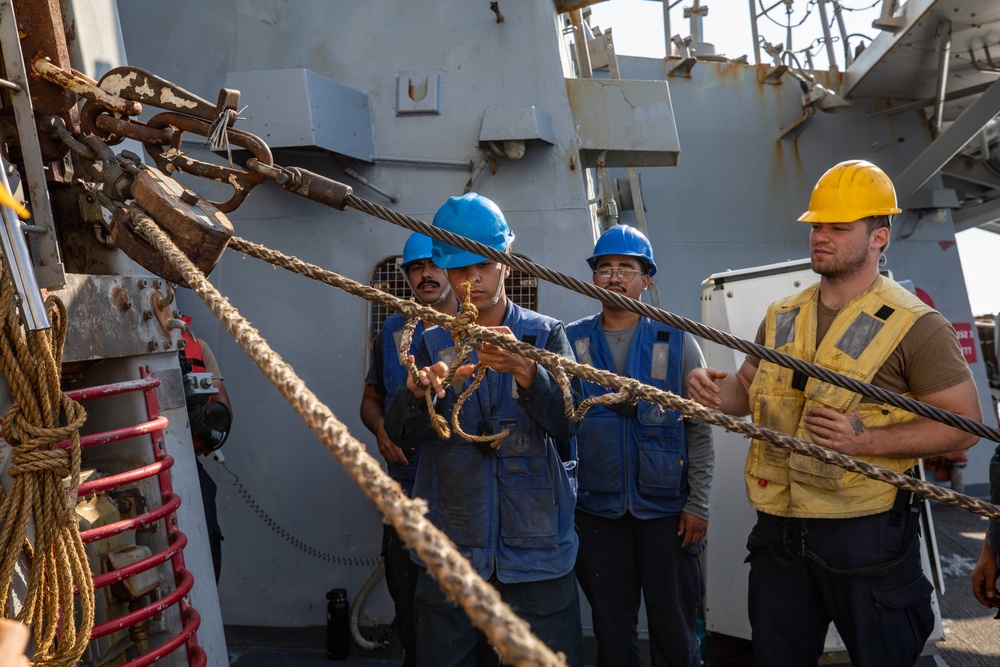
[413,302,578,583]
[381,314,423,494]
[566,314,688,519]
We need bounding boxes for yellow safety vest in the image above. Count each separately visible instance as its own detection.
[746,276,934,518]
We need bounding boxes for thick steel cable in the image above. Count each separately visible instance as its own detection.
[343,194,1000,444]
[226,235,1000,522]
[37,66,994,443]
[129,207,567,667]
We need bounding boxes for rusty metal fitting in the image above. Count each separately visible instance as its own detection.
[280,167,353,211]
[80,135,134,201]
[145,112,273,213]
[216,88,241,127]
[94,114,174,146]
[32,56,142,116]
[246,158,292,186]
[40,116,98,160]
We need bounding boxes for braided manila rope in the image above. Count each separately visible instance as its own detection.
[0,264,93,667]
[397,287,512,450]
[128,205,568,667]
[222,232,1000,523]
[342,193,1000,445]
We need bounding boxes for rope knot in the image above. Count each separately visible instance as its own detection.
[449,282,479,348]
[9,447,70,478]
[620,379,642,404]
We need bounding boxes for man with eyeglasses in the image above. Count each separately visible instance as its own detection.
[566,225,714,667]
[384,193,585,666]
[360,232,458,667]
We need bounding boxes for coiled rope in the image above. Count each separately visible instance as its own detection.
[0,263,93,667]
[128,205,568,667]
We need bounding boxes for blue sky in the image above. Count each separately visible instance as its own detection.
[589,0,1000,317]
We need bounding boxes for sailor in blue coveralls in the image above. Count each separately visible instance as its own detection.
[567,225,714,667]
[361,232,458,667]
[384,193,585,667]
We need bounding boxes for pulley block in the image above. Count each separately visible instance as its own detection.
[110,167,233,287]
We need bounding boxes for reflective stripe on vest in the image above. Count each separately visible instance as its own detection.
[746,276,933,519]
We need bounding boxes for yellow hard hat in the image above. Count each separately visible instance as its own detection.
[797,160,901,223]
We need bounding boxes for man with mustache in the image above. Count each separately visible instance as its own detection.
[384,193,585,666]
[566,225,714,667]
[360,232,457,667]
[686,160,981,666]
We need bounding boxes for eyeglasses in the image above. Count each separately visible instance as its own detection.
[594,267,645,283]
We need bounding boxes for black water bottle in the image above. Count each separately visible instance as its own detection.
[326,588,349,660]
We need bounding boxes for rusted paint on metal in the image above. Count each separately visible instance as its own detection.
[110,282,130,310]
[144,111,272,212]
[713,61,745,82]
[32,56,141,115]
[60,274,181,362]
[13,0,79,160]
[98,67,212,117]
[94,114,172,145]
[770,134,808,219]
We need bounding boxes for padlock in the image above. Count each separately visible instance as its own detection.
[109,167,233,287]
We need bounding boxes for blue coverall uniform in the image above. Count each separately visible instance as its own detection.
[568,314,710,667]
[366,313,424,665]
[385,300,584,667]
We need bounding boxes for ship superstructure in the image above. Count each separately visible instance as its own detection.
[1,0,1000,664]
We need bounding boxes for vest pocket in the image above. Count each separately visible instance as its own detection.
[435,448,490,548]
[787,452,845,491]
[576,411,624,494]
[498,456,558,548]
[636,401,680,431]
[636,407,684,497]
[747,394,792,486]
[637,444,683,497]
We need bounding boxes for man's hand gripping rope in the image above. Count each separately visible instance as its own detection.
[397,281,650,450]
[222,235,1000,523]
[400,282,510,449]
[365,264,1000,522]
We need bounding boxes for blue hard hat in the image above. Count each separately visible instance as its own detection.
[400,232,434,269]
[431,193,515,269]
[587,224,657,277]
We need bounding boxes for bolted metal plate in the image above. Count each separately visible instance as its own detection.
[58,274,181,363]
